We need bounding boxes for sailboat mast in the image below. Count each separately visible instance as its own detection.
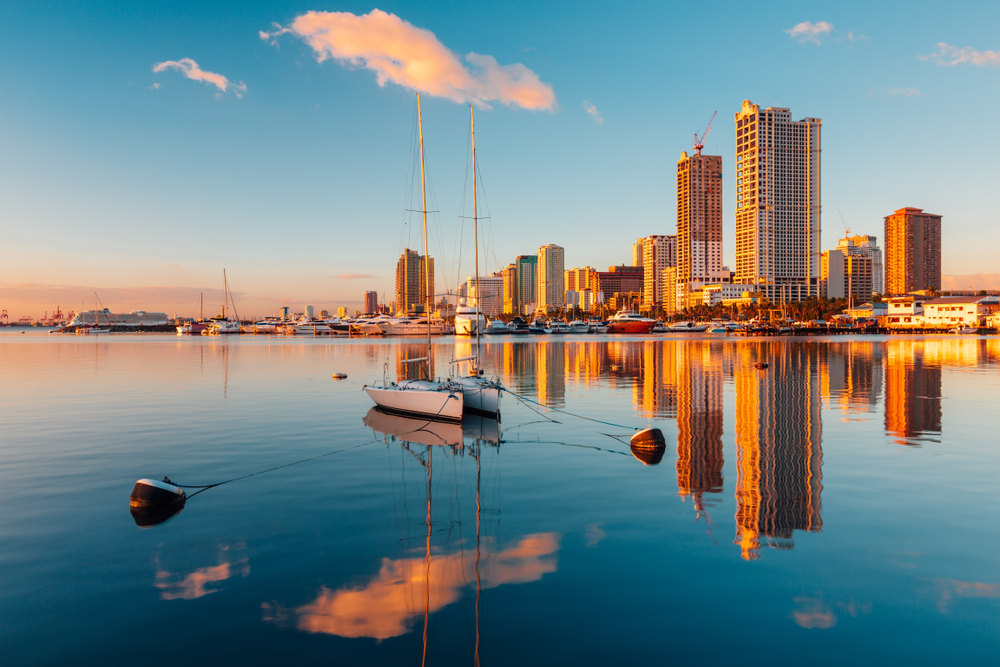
[471,105,481,366]
[417,94,432,375]
[223,269,227,320]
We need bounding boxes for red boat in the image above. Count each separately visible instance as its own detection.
[605,310,656,334]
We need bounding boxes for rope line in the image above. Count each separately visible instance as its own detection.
[500,387,640,431]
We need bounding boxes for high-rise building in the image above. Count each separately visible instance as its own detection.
[884,207,942,295]
[502,263,518,315]
[465,273,504,318]
[838,235,883,296]
[734,100,822,301]
[641,235,676,309]
[515,255,538,315]
[676,151,723,311]
[395,248,434,315]
[821,249,873,302]
[564,266,595,294]
[363,291,378,315]
[632,238,644,267]
[537,244,565,312]
[592,265,644,308]
[661,267,678,315]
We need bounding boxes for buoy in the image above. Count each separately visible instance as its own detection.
[630,444,664,466]
[131,502,185,528]
[630,427,666,449]
[755,362,769,369]
[130,477,186,509]
[332,373,348,379]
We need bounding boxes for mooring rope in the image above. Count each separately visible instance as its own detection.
[500,387,641,431]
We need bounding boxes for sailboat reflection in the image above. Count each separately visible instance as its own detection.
[295,410,558,663]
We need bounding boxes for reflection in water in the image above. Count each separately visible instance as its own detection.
[155,547,249,600]
[885,342,942,446]
[734,343,823,560]
[676,343,725,515]
[295,533,561,639]
[929,578,1000,613]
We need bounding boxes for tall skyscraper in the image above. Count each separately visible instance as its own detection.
[564,266,595,293]
[465,273,504,318]
[641,235,676,309]
[884,207,942,295]
[363,291,378,315]
[537,244,565,312]
[632,238,644,267]
[676,151,723,310]
[734,100,822,301]
[394,248,434,315]
[502,263,518,315]
[839,235,883,296]
[515,255,538,315]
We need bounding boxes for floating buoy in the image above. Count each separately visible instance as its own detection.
[129,477,186,528]
[755,362,769,369]
[630,427,666,449]
[630,444,664,466]
[332,373,348,379]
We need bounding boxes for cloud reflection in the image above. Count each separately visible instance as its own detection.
[155,557,249,600]
[295,533,560,639]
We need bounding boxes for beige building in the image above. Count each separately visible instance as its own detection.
[632,238,644,267]
[564,266,595,294]
[734,100,822,302]
[537,244,565,312]
[502,263,518,315]
[884,207,941,295]
[395,248,434,315]
[465,273,504,318]
[838,235,883,296]
[660,267,678,315]
[821,249,873,302]
[920,296,998,328]
[676,151,723,311]
[642,235,676,310]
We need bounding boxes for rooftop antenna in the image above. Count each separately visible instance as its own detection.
[693,111,717,156]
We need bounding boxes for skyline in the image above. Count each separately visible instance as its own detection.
[3,1,1000,318]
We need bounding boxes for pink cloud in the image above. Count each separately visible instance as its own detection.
[153,58,247,97]
[786,21,834,45]
[921,42,1000,67]
[261,10,556,111]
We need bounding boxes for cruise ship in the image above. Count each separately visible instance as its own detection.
[69,310,170,328]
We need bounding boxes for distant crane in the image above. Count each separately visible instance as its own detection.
[838,209,851,238]
[693,111,717,156]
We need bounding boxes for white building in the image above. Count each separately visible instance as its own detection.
[465,274,504,319]
[641,235,676,309]
[537,244,565,313]
[734,100,822,301]
[702,283,758,306]
[920,296,999,328]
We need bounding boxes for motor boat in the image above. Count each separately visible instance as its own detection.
[288,318,332,335]
[378,315,451,336]
[206,318,241,335]
[484,320,509,335]
[606,310,655,334]
[547,320,569,334]
[950,326,979,334]
[667,321,707,332]
[568,320,590,334]
[454,302,486,336]
[651,321,668,333]
[507,316,530,335]
[528,319,548,334]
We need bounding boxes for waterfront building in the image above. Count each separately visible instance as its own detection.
[565,266,595,294]
[702,283,758,306]
[394,248,434,315]
[580,289,594,312]
[884,207,942,295]
[660,267,678,315]
[592,265,644,310]
[502,263,518,315]
[632,238,644,267]
[537,244,565,312]
[305,305,314,318]
[278,306,290,319]
[515,255,538,316]
[821,249,873,302]
[846,302,888,320]
[676,151,723,311]
[734,100,822,302]
[363,291,378,315]
[337,307,347,318]
[920,295,999,328]
[838,235,883,296]
[465,273,504,319]
[564,290,580,308]
[641,235,677,310]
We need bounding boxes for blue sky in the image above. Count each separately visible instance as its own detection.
[2,1,999,317]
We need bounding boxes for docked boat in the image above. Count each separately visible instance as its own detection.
[950,326,979,334]
[651,321,668,333]
[568,320,590,334]
[364,93,463,421]
[548,320,570,334]
[205,271,242,335]
[484,319,508,335]
[288,318,333,335]
[454,302,486,336]
[606,310,655,334]
[72,292,166,332]
[667,321,707,332]
[378,315,451,336]
[508,316,530,335]
[528,319,548,334]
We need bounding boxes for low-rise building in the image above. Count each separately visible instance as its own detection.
[702,283,758,306]
[885,295,926,327]
[920,295,999,328]
[847,302,888,320]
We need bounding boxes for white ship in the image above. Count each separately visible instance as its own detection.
[455,302,486,336]
[69,310,169,328]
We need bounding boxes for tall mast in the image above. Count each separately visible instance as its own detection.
[417,94,431,375]
[223,269,227,319]
[471,105,481,367]
[200,293,203,320]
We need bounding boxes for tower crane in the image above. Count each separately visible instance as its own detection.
[838,209,851,238]
[693,111,717,156]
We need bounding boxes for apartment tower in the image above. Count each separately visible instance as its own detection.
[676,151,723,309]
[515,255,538,315]
[838,235,883,296]
[537,244,565,313]
[884,207,942,295]
[363,291,378,315]
[394,248,434,315]
[734,100,822,301]
[641,235,677,310]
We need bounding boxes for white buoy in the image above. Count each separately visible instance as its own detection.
[130,478,186,509]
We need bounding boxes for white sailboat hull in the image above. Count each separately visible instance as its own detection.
[455,376,501,417]
[364,382,464,421]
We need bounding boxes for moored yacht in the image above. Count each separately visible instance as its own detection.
[548,320,570,334]
[606,310,655,334]
[508,316,530,335]
[484,319,508,335]
[378,315,451,336]
[454,302,486,336]
[568,320,590,334]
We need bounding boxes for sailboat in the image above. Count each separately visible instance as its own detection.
[176,293,208,334]
[206,270,241,335]
[453,105,502,418]
[77,292,111,335]
[363,94,464,422]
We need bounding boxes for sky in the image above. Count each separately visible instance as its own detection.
[2,0,999,319]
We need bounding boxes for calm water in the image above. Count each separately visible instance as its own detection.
[1,332,999,664]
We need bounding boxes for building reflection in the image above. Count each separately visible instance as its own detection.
[676,342,725,511]
[819,342,883,415]
[396,342,434,381]
[734,342,823,560]
[884,340,942,446]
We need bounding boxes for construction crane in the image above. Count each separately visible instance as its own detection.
[693,111,717,156]
[838,209,851,238]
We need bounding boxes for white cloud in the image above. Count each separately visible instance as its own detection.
[152,58,247,97]
[887,87,924,97]
[786,21,834,45]
[260,10,556,111]
[920,42,1000,67]
[582,100,603,124]
[150,82,161,90]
